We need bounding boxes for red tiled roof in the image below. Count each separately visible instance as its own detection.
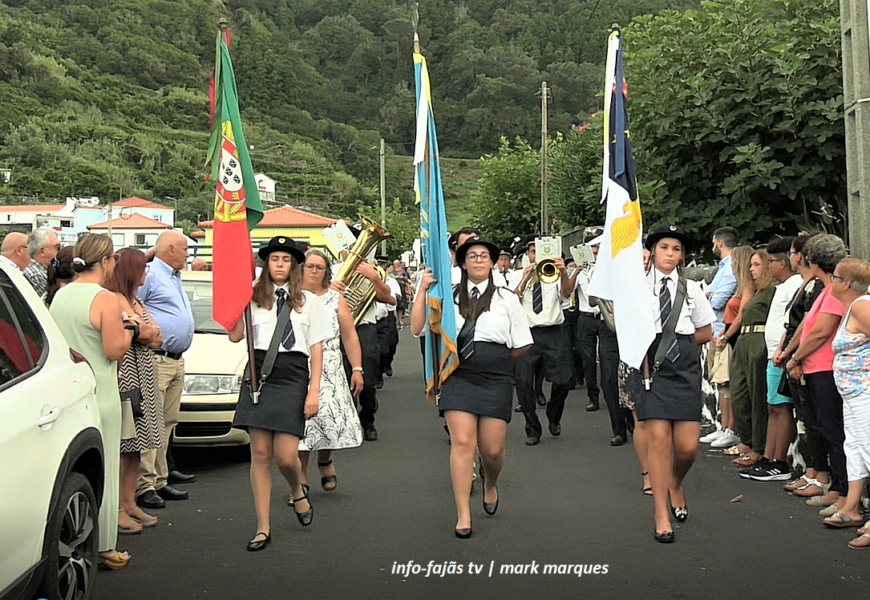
[0,204,65,212]
[113,196,173,210]
[190,230,205,238]
[198,205,337,228]
[88,214,172,230]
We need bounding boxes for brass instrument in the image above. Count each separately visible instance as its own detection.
[536,259,560,284]
[333,214,393,325]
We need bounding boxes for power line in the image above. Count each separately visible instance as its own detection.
[576,0,605,57]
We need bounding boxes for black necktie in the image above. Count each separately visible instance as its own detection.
[459,287,480,360]
[275,288,295,351]
[659,278,679,362]
[532,281,543,314]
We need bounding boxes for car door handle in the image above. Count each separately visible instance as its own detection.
[37,408,60,427]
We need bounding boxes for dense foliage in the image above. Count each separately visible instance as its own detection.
[0,0,698,251]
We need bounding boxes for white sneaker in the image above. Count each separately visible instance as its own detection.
[700,429,724,444]
[710,429,741,448]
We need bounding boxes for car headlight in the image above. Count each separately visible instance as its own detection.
[183,375,242,395]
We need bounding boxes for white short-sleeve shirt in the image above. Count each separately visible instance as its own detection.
[385,277,402,312]
[648,269,716,335]
[765,274,803,357]
[250,287,333,355]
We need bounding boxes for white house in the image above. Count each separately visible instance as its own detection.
[87,213,172,248]
[255,173,276,202]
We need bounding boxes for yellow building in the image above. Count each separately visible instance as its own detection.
[196,206,341,263]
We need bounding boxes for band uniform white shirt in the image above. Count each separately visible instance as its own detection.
[249,286,333,355]
[416,279,534,349]
[385,277,402,313]
[648,268,716,335]
[508,272,565,328]
[492,268,511,288]
[572,268,600,314]
[451,265,462,285]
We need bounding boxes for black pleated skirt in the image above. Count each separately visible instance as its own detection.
[439,342,514,422]
[233,350,309,438]
[636,333,702,422]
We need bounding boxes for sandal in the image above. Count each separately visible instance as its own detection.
[794,479,829,498]
[133,514,158,528]
[641,472,652,496]
[723,445,743,456]
[783,476,810,491]
[98,551,131,571]
[849,533,870,549]
[287,483,310,507]
[318,460,337,492]
[732,453,759,468]
[118,520,143,535]
[824,512,864,528]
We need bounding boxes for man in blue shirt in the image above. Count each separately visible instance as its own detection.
[700,226,739,446]
[136,231,196,510]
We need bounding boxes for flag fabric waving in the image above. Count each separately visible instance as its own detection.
[588,28,656,369]
[414,36,459,403]
[206,25,264,330]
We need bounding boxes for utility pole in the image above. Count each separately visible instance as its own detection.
[379,137,387,255]
[540,81,550,235]
[842,0,870,258]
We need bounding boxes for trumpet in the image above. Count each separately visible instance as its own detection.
[536,259,560,284]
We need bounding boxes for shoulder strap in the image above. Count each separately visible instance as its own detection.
[259,303,291,386]
[653,274,687,371]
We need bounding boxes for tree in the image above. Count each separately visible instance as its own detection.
[469,136,545,245]
[626,0,846,248]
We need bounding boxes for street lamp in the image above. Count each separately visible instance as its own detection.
[165,196,177,226]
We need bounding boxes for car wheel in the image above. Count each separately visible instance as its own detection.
[38,472,99,600]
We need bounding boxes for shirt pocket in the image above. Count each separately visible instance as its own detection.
[251,308,271,341]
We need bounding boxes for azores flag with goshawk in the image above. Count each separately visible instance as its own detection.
[413,34,459,403]
[206,23,263,330]
[588,27,655,369]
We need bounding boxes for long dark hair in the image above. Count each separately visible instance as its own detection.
[46,247,75,305]
[453,269,496,319]
[104,248,146,302]
[252,254,304,312]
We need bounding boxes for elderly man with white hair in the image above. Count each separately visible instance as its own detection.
[0,232,30,270]
[22,228,60,296]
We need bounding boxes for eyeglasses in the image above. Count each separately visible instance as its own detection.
[303,264,327,272]
[787,251,798,256]
[831,274,846,282]
[52,244,62,250]
[767,256,786,264]
[465,253,491,262]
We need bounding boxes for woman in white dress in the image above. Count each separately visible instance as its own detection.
[298,250,364,492]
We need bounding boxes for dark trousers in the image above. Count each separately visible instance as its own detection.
[575,313,603,403]
[356,323,381,428]
[598,325,627,437]
[514,326,572,438]
[380,312,399,374]
[562,309,585,385]
[789,377,829,472]
[805,371,847,495]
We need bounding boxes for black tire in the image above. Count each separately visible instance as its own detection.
[37,471,99,600]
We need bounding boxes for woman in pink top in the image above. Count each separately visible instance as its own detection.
[787,235,848,507]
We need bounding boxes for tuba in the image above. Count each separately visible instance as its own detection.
[333,214,393,325]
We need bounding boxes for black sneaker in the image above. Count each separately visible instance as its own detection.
[748,461,792,482]
[739,457,771,479]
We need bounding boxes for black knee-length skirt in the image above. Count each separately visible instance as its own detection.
[233,350,309,438]
[438,342,514,423]
[636,333,702,422]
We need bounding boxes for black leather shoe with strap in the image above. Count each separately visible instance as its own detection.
[318,460,337,491]
[246,532,271,552]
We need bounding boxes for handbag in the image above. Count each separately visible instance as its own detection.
[776,369,792,398]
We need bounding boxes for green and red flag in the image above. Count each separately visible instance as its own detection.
[206,24,263,330]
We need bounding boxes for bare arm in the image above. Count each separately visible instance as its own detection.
[556,257,571,298]
[356,263,395,304]
[304,342,323,418]
[792,313,841,363]
[337,295,364,395]
[90,290,133,361]
[511,344,532,359]
[694,324,713,345]
[226,311,246,343]
[410,268,434,336]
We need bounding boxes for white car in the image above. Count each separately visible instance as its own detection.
[175,271,249,446]
[0,262,103,600]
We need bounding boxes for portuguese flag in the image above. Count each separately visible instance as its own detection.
[206,23,263,330]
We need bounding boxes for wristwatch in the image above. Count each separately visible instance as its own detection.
[352,367,364,373]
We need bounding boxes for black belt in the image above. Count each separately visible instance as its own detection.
[578,311,601,319]
[153,350,183,360]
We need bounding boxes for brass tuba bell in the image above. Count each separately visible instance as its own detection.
[333,214,393,325]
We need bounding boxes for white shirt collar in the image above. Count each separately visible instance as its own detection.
[467,279,489,295]
[273,282,290,296]
[654,268,676,285]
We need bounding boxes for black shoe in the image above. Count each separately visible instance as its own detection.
[740,457,772,478]
[483,485,499,515]
[586,401,600,412]
[610,434,627,446]
[654,530,675,543]
[514,404,523,413]
[364,426,378,442]
[292,491,314,527]
[455,527,472,539]
[318,460,337,491]
[168,470,196,484]
[548,421,561,437]
[376,378,384,390]
[136,489,165,510]
[576,379,585,387]
[536,395,547,407]
[671,505,688,522]
[385,367,393,377]
[525,436,540,446]
[246,532,271,552]
[156,485,189,501]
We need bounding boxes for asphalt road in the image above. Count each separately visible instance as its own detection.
[93,329,867,600]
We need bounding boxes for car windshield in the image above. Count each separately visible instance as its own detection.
[183,281,225,334]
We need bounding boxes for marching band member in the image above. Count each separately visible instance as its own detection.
[411,236,532,539]
[509,236,574,446]
[639,225,716,543]
[226,237,333,552]
[492,246,513,287]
